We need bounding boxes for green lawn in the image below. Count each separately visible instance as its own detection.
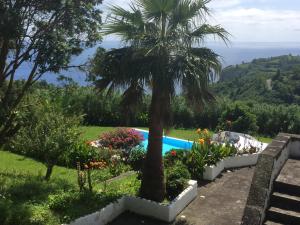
[80,126,201,141]
[80,126,273,143]
[80,126,116,140]
[0,150,139,225]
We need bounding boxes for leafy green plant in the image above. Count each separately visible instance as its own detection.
[128,146,146,171]
[166,162,191,200]
[164,149,189,168]
[7,96,82,180]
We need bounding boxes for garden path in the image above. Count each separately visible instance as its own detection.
[108,167,254,225]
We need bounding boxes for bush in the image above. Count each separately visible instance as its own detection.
[7,95,82,180]
[99,128,144,151]
[128,146,146,171]
[218,103,258,134]
[164,149,189,168]
[166,162,191,200]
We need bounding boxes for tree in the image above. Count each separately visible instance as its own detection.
[0,0,102,146]
[89,0,228,201]
[9,92,82,180]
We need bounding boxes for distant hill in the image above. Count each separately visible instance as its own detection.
[212,55,300,104]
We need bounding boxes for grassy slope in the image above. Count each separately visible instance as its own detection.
[0,150,139,224]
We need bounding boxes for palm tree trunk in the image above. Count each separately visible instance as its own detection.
[140,82,166,202]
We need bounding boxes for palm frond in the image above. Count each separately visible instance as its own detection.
[191,24,230,44]
[169,0,210,28]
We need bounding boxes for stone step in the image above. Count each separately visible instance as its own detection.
[264,221,284,225]
[271,192,300,213]
[274,181,300,197]
[266,207,300,225]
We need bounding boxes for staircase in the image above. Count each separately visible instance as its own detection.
[264,159,300,225]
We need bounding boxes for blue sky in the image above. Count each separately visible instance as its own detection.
[102,0,300,43]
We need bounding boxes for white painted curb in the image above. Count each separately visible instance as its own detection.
[203,153,259,180]
[68,180,197,225]
[203,160,224,181]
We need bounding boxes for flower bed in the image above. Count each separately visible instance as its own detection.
[67,180,197,225]
[164,129,267,181]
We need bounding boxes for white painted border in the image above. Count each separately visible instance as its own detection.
[224,153,259,169]
[68,180,197,225]
[203,160,225,181]
[203,153,260,180]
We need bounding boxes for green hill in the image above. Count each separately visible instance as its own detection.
[213,55,300,104]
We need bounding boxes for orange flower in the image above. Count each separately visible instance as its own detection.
[203,129,209,135]
[196,128,201,134]
[199,138,205,145]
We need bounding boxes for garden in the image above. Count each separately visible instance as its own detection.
[0,123,267,225]
[0,0,279,224]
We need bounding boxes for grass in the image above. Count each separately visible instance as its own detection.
[80,126,201,142]
[80,126,273,143]
[80,126,116,140]
[0,150,139,225]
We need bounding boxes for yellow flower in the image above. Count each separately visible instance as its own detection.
[203,129,209,134]
[196,128,201,134]
[199,138,205,145]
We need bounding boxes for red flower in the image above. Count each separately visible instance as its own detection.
[171,150,177,156]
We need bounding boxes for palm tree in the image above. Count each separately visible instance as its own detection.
[90,0,229,202]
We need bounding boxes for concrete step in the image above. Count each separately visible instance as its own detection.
[271,192,300,213]
[264,221,284,225]
[266,207,300,225]
[274,181,300,197]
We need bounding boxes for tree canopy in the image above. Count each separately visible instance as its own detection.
[0,0,103,145]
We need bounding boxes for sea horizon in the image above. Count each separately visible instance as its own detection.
[15,41,300,85]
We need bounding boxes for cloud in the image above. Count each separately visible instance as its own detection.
[208,0,241,9]
[210,8,300,41]
[100,0,300,42]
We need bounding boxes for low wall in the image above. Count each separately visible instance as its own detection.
[241,133,300,225]
[68,180,197,225]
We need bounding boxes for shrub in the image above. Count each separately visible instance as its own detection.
[218,103,258,134]
[164,149,189,168]
[7,95,83,180]
[65,141,100,167]
[99,128,144,151]
[128,146,146,171]
[166,162,191,200]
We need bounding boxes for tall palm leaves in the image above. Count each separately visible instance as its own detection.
[90,0,229,201]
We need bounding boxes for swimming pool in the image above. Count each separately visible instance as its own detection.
[134,129,193,155]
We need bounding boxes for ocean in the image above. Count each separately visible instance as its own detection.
[14,42,300,85]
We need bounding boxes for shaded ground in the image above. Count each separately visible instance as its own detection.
[276,159,300,185]
[109,167,255,225]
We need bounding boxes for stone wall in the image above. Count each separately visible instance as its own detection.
[241,133,300,225]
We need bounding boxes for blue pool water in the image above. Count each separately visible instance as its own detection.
[135,129,193,155]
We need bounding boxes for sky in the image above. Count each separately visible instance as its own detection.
[101,0,300,43]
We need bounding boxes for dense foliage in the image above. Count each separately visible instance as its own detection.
[0,0,103,146]
[6,92,83,180]
[17,82,300,138]
[213,55,300,105]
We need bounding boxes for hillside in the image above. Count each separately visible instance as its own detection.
[213,55,300,104]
